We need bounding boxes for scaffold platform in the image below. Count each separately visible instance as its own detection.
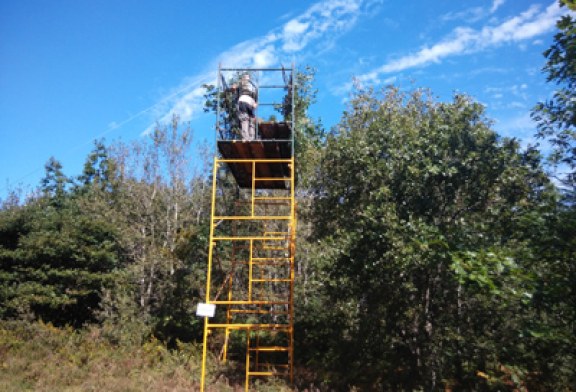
[217,123,291,188]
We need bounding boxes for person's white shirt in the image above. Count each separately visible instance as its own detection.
[238,94,256,107]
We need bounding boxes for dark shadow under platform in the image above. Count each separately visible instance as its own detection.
[217,122,293,189]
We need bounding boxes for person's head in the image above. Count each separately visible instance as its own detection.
[242,73,250,81]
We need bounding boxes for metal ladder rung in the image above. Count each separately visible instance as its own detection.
[229,309,289,315]
[214,236,287,241]
[254,177,292,181]
[209,300,290,305]
[247,371,288,377]
[238,260,291,265]
[213,215,292,220]
[249,346,290,352]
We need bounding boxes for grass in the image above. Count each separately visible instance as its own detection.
[0,321,293,391]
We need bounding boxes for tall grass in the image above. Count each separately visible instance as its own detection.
[0,321,291,391]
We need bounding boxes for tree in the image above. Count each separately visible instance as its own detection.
[76,140,119,195]
[303,86,562,390]
[0,119,211,339]
[528,4,576,387]
[532,1,576,190]
[98,115,211,344]
[0,183,122,326]
[40,157,69,206]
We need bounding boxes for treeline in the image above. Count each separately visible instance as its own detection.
[1,120,212,346]
[2,10,576,390]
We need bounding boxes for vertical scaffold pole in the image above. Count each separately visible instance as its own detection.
[200,158,220,392]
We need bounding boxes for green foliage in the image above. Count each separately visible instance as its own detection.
[40,157,69,206]
[0,182,122,326]
[0,117,210,341]
[98,116,211,344]
[291,66,326,190]
[532,9,576,189]
[76,139,120,195]
[301,85,572,390]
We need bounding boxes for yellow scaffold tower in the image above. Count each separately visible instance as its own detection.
[199,65,296,391]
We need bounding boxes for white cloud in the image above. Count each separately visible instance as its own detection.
[441,7,485,23]
[281,0,361,52]
[494,112,535,140]
[484,83,531,107]
[509,101,526,109]
[253,46,277,68]
[140,73,212,136]
[284,19,309,35]
[441,0,504,23]
[358,27,475,83]
[356,2,566,87]
[490,0,505,14]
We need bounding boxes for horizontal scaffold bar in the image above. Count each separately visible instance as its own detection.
[229,309,290,315]
[228,245,288,250]
[258,85,289,88]
[252,278,292,283]
[207,323,292,330]
[213,236,288,241]
[248,371,289,377]
[234,260,292,265]
[213,215,292,220]
[237,199,291,204]
[249,347,290,352]
[220,67,289,71]
[209,300,290,305]
[254,177,292,181]
[216,139,293,143]
[216,158,292,163]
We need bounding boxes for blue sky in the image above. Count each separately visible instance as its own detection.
[0,0,573,200]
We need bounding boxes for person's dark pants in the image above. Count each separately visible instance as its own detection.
[238,101,255,140]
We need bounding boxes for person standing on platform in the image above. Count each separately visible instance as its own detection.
[237,73,258,141]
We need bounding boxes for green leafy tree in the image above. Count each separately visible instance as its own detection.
[304,86,561,390]
[97,115,211,344]
[528,4,576,387]
[532,1,575,189]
